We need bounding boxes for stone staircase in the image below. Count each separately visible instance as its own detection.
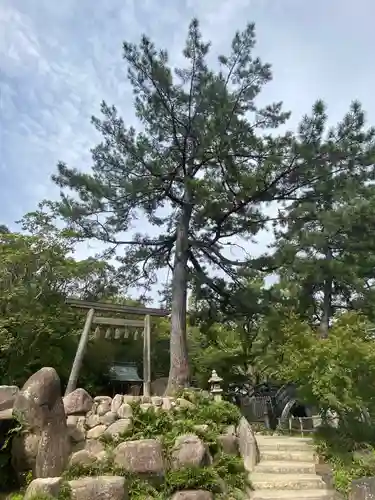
[249,434,338,500]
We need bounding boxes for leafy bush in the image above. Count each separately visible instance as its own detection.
[270,312,375,417]
[315,424,375,497]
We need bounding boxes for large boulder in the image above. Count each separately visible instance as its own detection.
[68,476,128,500]
[104,419,132,438]
[67,415,86,443]
[350,477,375,499]
[237,417,259,472]
[12,367,70,478]
[117,403,133,419]
[111,394,123,413]
[24,477,63,500]
[217,425,238,455]
[63,388,94,416]
[171,434,211,469]
[114,439,164,476]
[69,449,97,467]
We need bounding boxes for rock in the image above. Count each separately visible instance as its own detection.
[12,367,70,478]
[67,425,85,443]
[104,419,132,438]
[68,476,128,500]
[237,417,259,472]
[218,433,238,455]
[350,477,375,499]
[0,408,12,420]
[100,411,117,426]
[94,396,112,404]
[0,385,19,411]
[67,415,79,426]
[36,419,70,478]
[71,441,85,453]
[176,398,195,409]
[86,425,107,439]
[69,450,97,467]
[117,403,133,419]
[25,477,63,500]
[67,416,86,443]
[86,413,100,429]
[114,439,164,475]
[171,492,214,500]
[13,367,60,429]
[11,433,40,474]
[123,395,136,404]
[151,396,163,407]
[64,389,94,416]
[162,397,173,410]
[218,425,238,455]
[171,434,210,469]
[97,401,111,416]
[111,394,123,413]
[77,416,86,431]
[85,439,105,456]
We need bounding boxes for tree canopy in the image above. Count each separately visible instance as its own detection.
[42,19,354,393]
[3,17,375,413]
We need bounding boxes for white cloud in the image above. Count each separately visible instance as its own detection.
[0,0,374,299]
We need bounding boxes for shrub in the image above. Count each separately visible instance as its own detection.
[315,424,375,496]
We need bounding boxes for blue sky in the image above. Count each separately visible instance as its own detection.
[1,0,374,266]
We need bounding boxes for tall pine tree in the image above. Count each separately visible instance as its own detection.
[46,19,321,393]
[275,100,375,336]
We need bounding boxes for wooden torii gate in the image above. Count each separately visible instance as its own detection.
[64,298,170,398]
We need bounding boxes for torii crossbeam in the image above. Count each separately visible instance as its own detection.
[65,298,170,398]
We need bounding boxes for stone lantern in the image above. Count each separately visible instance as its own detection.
[208,369,223,402]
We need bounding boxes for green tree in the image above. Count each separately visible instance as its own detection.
[0,227,120,389]
[270,312,375,418]
[190,273,284,385]
[44,18,314,394]
[274,101,375,336]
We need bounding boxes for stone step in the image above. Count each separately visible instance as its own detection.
[260,449,316,462]
[256,436,315,452]
[254,460,316,474]
[251,473,326,490]
[255,434,314,444]
[250,489,337,500]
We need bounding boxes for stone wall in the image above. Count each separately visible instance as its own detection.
[63,389,188,452]
[1,369,257,499]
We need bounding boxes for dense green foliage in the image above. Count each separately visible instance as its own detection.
[275,101,375,336]
[314,424,375,496]
[265,312,375,417]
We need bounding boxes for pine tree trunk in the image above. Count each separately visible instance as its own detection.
[165,208,191,395]
[319,247,332,339]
